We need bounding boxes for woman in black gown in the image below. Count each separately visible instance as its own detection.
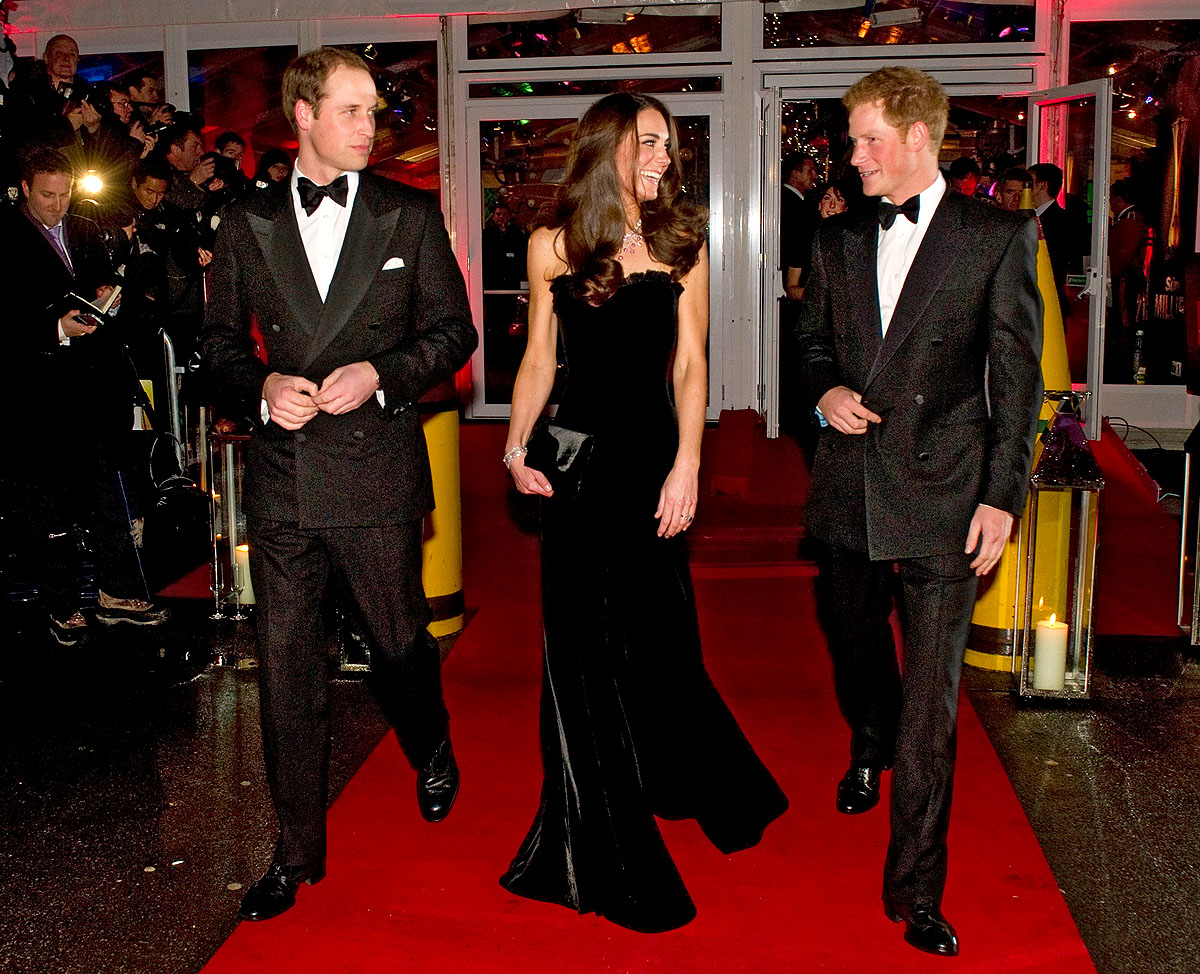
[500,93,788,933]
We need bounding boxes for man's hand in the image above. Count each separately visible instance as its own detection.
[263,372,319,430]
[189,157,216,187]
[129,120,148,144]
[312,362,379,415]
[95,284,120,310]
[81,100,102,133]
[966,503,1014,576]
[60,310,96,338]
[148,104,173,126]
[197,248,213,268]
[817,385,883,435]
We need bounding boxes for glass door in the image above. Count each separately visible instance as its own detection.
[1027,79,1113,441]
[464,97,723,419]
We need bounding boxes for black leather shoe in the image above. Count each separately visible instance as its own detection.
[884,900,959,957]
[835,764,882,814]
[238,862,326,921]
[417,736,459,823]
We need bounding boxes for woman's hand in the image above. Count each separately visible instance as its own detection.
[655,461,698,538]
[508,455,554,497]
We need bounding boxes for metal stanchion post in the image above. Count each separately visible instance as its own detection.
[223,440,247,620]
[160,329,184,473]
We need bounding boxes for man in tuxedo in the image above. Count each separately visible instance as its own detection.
[4,146,169,644]
[794,67,1042,956]
[201,48,476,922]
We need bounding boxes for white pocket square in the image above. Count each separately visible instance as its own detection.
[382,257,405,271]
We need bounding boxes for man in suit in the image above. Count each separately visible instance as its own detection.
[1030,162,1086,310]
[201,48,477,922]
[794,67,1042,956]
[4,146,169,645]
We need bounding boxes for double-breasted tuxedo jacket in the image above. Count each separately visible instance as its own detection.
[201,173,477,527]
[795,191,1044,560]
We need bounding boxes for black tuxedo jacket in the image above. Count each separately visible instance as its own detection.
[3,206,127,459]
[200,173,477,529]
[794,191,1043,560]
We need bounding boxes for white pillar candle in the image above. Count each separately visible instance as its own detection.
[235,544,255,605]
[1033,614,1068,691]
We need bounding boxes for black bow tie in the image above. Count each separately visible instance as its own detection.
[878,195,920,230]
[297,175,348,216]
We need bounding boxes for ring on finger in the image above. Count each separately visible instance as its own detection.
[681,513,693,523]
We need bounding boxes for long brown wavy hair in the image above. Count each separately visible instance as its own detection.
[547,92,707,305]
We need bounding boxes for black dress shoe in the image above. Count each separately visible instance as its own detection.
[238,862,326,921]
[835,764,882,814]
[417,736,459,823]
[884,900,959,957]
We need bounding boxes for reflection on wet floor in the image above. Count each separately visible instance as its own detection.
[3,596,1199,973]
[0,601,388,974]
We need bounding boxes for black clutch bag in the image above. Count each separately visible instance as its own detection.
[524,418,594,499]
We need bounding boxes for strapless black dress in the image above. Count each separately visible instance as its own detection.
[500,270,788,933]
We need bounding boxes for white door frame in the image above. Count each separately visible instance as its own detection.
[757,58,1042,437]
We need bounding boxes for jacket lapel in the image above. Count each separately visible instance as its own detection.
[246,194,322,336]
[302,176,401,371]
[846,211,883,373]
[864,192,968,389]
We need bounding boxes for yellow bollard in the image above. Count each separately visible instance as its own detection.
[421,390,466,639]
[966,207,1072,671]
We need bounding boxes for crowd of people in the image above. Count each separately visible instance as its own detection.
[0,31,298,645]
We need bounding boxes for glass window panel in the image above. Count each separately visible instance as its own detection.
[763,1,1034,50]
[187,46,295,170]
[478,113,710,406]
[328,41,440,197]
[468,5,720,60]
[76,51,164,93]
[1068,20,1199,386]
[469,76,721,99]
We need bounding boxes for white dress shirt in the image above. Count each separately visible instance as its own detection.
[261,166,382,422]
[291,165,360,302]
[876,172,946,336]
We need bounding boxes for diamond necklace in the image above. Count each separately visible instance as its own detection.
[618,219,644,258]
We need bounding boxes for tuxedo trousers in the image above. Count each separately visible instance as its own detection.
[248,515,448,867]
[824,544,978,911]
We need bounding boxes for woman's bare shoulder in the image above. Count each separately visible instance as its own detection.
[529,226,570,280]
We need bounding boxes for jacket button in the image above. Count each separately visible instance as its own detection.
[352,430,364,441]
[271,324,281,333]
[914,394,925,405]
[296,432,306,443]
[917,451,930,461]
[367,321,380,330]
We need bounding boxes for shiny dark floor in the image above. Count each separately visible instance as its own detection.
[2,606,1197,973]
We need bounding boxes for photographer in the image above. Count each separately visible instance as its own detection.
[126,71,173,132]
[214,131,248,192]
[159,118,208,212]
[6,34,94,162]
[2,146,168,645]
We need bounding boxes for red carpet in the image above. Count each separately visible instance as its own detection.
[202,424,1094,973]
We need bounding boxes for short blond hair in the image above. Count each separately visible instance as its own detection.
[282,48,372,134]
[843,66,948,154]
